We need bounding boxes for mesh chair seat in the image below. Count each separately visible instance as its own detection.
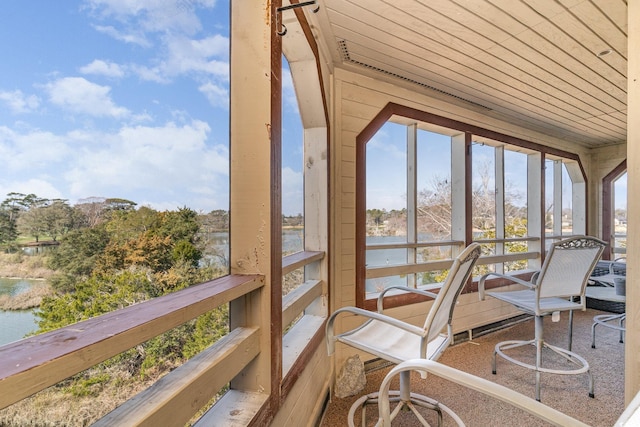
[488,289,583,315]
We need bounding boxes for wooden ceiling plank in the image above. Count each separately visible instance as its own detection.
[333,23,598,125]
[408,0,520,45]
[592,0,628,36]
[363,0,499,53]
[534,20,626,90]
[505,27,625,100]
[321,0,627,146]
[344,44,623,140]
[546,12,627,78]
[575,117,626,140]
[567,0,627,55]
[498,37,625,111]
[349,0,627,112]
[481,42,621,114]
[328,8,621,121]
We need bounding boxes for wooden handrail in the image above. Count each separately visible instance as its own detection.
[366,240,465,250]
[366,252,539,279]
[282,279,323,330]
[0,274,264,410]
[282,250,324,275]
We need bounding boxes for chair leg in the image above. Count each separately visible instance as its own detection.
[493,315,593,402]
[535,316,543,402]
[568,309,574,352]
[349,370,453,427]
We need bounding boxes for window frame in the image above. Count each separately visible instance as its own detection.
[602,160,627,260]
[356,103,587,310]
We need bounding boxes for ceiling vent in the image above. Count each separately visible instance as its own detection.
[337,40,492,112]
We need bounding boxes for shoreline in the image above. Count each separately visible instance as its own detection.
[0,279,52,311]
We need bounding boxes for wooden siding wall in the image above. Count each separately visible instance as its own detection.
[626,0,640,405]
[329,66,598,368]
[271,343,332,427]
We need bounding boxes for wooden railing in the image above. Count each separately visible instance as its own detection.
[0,250,328,426]
[0,275,265,425]
[281,251,326,377]
[365,238,540,283]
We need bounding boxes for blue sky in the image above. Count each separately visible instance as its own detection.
[0,1,304,215]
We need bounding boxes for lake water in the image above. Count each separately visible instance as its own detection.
[0,278,38,346]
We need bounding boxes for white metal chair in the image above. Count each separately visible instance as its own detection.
[326,243,481,426]
[478,236,606,401]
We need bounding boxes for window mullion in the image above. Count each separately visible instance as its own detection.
[554,160,563,237]
[407,124,417,288]
[495,146,505,274]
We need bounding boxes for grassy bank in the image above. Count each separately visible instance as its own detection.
[0,252,55,280]
[0,282,53,310]
[0,252,55,310]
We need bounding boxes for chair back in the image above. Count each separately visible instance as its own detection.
[537,236,606,299]
[423,243,482,343]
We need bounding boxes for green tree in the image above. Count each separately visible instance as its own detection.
[155,207,200,243]
[0,210,17,246]
[37,269,154,333]
[38,204,221,385]
[41,199,74,241]
[15,194,49,242]
[172,240,202,267]
[47,226,110,292]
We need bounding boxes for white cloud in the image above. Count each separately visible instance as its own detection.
[129,64,168,83]
[80,59,126,78]
[0,126,70,173]
[93,25,151,47]
[43,77,130,118]
[282,166,303,216]
[129,34,229,85]
[84,0,228,86]
[84,0,217,36]
[0,179,64,202]
[163,35,229,77]
[62,120,229,211]
[198,82,228,108]
[0,119,231,212]
[0,90,40,114]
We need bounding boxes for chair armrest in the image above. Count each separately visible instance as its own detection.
[325,306,425,355]
[478,272,536,300]
[376,285,438,312]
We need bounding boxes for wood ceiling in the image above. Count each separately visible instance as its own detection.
[312,0,627,148]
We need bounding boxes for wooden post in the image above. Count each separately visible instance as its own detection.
[229,0,282,407]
